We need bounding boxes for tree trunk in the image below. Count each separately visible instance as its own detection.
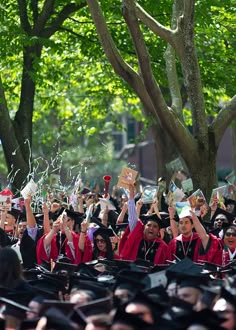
[187,148,217,201]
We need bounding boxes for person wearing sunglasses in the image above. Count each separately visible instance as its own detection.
[92,228,120,260]
[220,225,236,266]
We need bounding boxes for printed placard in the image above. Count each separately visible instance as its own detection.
[188,189,207,209]
[209,185,227,206]
[0,195,12,211]
[142,186,159,204]
[117,167,138,189]
[181,178,193,193]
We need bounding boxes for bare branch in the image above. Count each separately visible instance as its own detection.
[164,45,183,116]
[210,95,236,146]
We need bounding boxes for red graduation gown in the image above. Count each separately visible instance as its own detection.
[36,231,92,265]
[167,232,222,264]
[119,220,168,265]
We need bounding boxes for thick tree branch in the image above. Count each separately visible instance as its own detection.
[176,0,208,145]
[122,0,197,160]
[210,95,236,146]
[30,0,39,23]
[135,3,176,47]
[164,1,183,117]
[32,0,55,35]
[164,45,183,115]
[40,3,86,38]
[17,0,32,32]
[85,0,158,119]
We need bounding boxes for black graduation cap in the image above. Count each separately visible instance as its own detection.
[90,216,108,229]
[125,290,164,321]
[39,300,75,316]
[113,273,147,293]
[29,273,67,295]
[52,261,78,275]
[220,286,236,306]
[211,207,235,227]
[34,213,44,225]
[139,213,164,228]
[17,212,27,223]
[43,306,76,330]
[78,296,112,316]
[69,278,110,300]
[0,296,33,320]
[224,198,236,211]
[144,284,170,306]
[175,308,226,330]
[93,227,114,238]
[114,222,129,234]
[0,286,38,306]
[77,262,101,278]
[23,269,43,281]
[199,284,221,306]
[65,209,84,225]
[49,206,65,221]
[68,307,87,328]
[166,258,209,287]
[7,208,21,220]
[112,307,151,329]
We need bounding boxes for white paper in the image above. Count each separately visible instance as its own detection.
[99,198,116,211]
[21,178,38,199]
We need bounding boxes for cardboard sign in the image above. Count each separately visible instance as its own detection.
[209,185,227,206]
[168,181,185,203]
[165,158,184,173]
[142,186,159,204]
[117,167,138,189]
[181,178,193,193]
[0,195,12,211]
[188,189,206,209]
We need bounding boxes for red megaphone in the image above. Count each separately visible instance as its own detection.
[103,175,112,198]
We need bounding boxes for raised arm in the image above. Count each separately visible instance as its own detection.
[168,206,178,238]
[190,210,209,250]
[128,183,138,232]
[44,218,60,249]
[78,221,88,252]
[24,197,36,228]
[42,202,51,234]
[116,202,128,224]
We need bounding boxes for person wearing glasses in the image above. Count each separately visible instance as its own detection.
[92,228,120,260]
[220,225,236,266]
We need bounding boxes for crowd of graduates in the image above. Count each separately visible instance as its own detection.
[0,173,235,330]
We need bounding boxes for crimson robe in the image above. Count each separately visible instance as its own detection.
[36,231,92,265]
[119,220,168,265]
[167,232,222,264]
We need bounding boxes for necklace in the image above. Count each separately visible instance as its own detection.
[144,240,156,260]
[58,232,67,256]
[180,233,193,257]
